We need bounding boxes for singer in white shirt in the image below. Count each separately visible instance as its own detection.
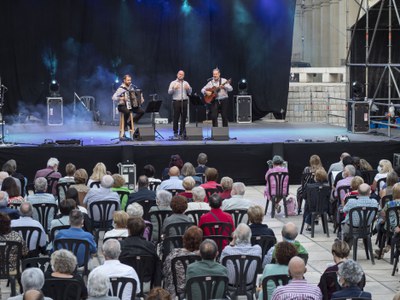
[168,70,192,138]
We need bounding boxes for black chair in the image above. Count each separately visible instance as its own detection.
[22,257,51,273]
[251,235,276,272]
[135,199,156,220]
[221,254,261,300]
[56,182,74,202]
[11,226,43,257]
[148,181,160,191]
[185,209,209,225]
[49,225,70,244]
[42,278,82,300]
[202,235,231,261]
[103,236,127,243]
[333,185,351,233]
[116,190,131,209]
[46,177,59,195]
[265,172,289,218]
[149,210,172,242]
[7,202,22,210]
[53,238,91,276]
[261,274,290,300]
[109,277,138,300]
[300,184,331,238]
[89,181,101,188]
[162,236,184,261]
[0,241,22,296]
[119,255,160,298]
[296,171,314,214]
[376,177,387,195]
[32,202,58,233]
[224,209,249,227]
[361,170,378,185]
[185,275,229,300]
[348,206,378,264]
[88,200,119,243]
[164,221,194,237]
[171,254,201,300]
[200,222,234,237]
[204,187,222,201]
[166,189,185,196]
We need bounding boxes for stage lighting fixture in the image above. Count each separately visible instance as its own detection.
[352,81,364,99]
[49,80,60,97]
[238,78,248,95]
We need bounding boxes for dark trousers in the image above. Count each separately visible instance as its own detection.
[118,104,145,128]
[210,98,229,127]
[172,100,188,135]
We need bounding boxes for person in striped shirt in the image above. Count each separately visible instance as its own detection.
[271,256,322,300]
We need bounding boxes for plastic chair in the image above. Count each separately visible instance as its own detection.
[0,241,22,296]
[42,278,82,300]
[221,254,261,300]
[88,200,119,243]
[164,221,194,237]
[109,277,138,300]
[148,181,160,191]
[135,199,157,220]
[185,275,229,300]
[166,189,185,196]
[251,235,277,272]
[261,274,290,300]
[162,236,184,261]
[204,187,223,201]
[185,209,209,225]
[149,210,172,242]
[171,254,201,300]
[300,184,331,238]
[32,203,58,233]
[11,226,43,257]
[376,177,387,195]
[265,172,289,218]
[116,190,131,210]
[49,225,70,244]
[56,182,74,202]
[200,222,233,237]
[224,209,249,227]
[296,171,314,214]
[46,177,59,195]
[348,206,378,264]
[53,238,91,276]
[22,257,51,273]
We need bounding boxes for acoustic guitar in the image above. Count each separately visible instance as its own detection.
[204,78,232,104]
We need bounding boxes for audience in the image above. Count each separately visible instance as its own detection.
[0,191,19,219]
[161,195,192,236]
[219,176,233,200]
[127,175,156,204]
[34,157,62,195]
[50,198,76,230]
[333,156,357,187]
[70,168,90,205]
[328,152,350,175]
[380,170,398,199]
[200,167,221,190]
[86,267,119,300]
[248,205,275,237]
[334,164,356,203]
[103,210,129,240]
[58,163,76,183]
[185,187,209,212]
[65,187,87,214]
[372,159,393,192]
[159,166,184,191]
[8,268,51,300]
[2,177,24,204]
[126,202,152,240]
[87,162,107,188]
[178,176,195,200]
[4,159,26,197]
[221,182,253,211]
[149,190,172,241]
[162,154,184,180]
[111,174,131,211]
[195,152,208,174]
[143,164,161,184]
[180,162,202,186]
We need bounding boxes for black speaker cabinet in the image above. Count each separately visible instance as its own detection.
[212,127,229,141]
[47,97,63,126]
[234,95,252,123]
[185,127,203,140]
[134,127,155,141]
[347,102,369,133]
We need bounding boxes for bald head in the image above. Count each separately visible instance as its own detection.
[282,222,298,241]
[288,256,306,279]
[169,166,180,177]
[358,183,371,196]
[20,202,33,217]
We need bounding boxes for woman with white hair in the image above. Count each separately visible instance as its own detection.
[185,187,210,212]
[43,249,87,299]
[126,202,152,240]
[177,176,196,200]
[332,259,371,299]
[8,268,52,300]
[87,267,119,300]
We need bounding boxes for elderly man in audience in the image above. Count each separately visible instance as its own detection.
[34,157,62,195]
[221,182,253,211]
[332,156,359,187]
[271,256,322,300]
[195,152,208,174]
[332,259,371,299]
[149,190,172,242]
[248,205,275,237]
[219,176,233,200]
[87,267,119,300]
[127,175,156,204]
[265,222,308,265]
[53,209,97,266]
[162,195,192,236]
[186,239,228,299]
[328,152,350,175]
[95,239,140,300]
[43,249,87,299]
[8,268,52,300]
[334,164,356,202]
[259,241,298,300]
[342,183,379,244]
[185,186,209,212]
[0,191,19,219]
[58,163,76,184]
[119,216,161,286]
[199,167,221,190]
[158,166,184,190]
[11,202,47,254]
[199,194,235,246]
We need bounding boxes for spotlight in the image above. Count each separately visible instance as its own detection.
[352,81,364,100]
[238,78,248,95]
[49,80,60,97]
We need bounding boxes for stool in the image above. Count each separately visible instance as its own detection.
[119,111,135,139]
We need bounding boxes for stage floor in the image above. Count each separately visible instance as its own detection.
[3,119,399,146]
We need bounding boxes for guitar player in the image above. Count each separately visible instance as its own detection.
[201,68,233,127]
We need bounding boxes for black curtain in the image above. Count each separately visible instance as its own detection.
[0,0,296,121]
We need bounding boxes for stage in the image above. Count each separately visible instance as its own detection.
[1,119,399,186]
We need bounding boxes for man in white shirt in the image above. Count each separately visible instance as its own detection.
[95,239,140,300]
[221,182,253,211]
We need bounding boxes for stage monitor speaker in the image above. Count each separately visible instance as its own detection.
[185,127,203,140]
[134,127,155,141]
[212,127,229,141]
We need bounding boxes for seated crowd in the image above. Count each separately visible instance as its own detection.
[2,151,397,300]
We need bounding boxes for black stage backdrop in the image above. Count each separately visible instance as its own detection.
[0,0,296,122]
